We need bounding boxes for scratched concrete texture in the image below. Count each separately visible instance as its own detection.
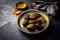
[0,0,60,40]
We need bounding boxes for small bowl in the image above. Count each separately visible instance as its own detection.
[16,2,28,10]
[17,9,50,34]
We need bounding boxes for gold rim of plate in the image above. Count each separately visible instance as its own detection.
[16,9,50,34]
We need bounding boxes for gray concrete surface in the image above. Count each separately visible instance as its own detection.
[0,0,60,40]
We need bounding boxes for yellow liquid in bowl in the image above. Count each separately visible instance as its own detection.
[17,3,26,9]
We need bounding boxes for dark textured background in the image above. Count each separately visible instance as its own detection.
[0,0,60,40]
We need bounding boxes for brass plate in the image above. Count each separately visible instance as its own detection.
[17,9,50,34]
